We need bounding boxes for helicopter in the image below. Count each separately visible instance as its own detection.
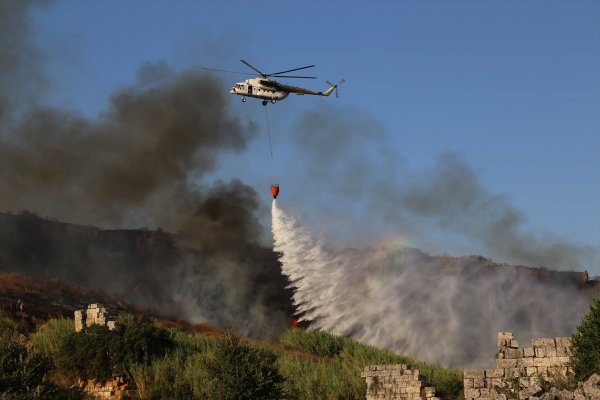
[229,60,344,106]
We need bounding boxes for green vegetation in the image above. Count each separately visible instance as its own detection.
[1,311,464,399]
[280,328,464,399]
[281,328,345,357]
[0,311,79,399]
[570,297,600,381]
[205,335,284,400]
[29,317,74,365]
[55,316,174,383]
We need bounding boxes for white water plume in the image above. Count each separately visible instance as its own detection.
[272,200,593,367]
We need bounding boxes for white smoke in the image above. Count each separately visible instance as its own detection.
[272,200,593,367]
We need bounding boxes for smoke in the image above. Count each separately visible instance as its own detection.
[0,3,293,339]
[289,106,598,271]
[0,0,47,126]
[272,200,593,366]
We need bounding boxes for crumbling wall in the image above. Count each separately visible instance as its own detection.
[73,304,127,399]
[464,332,572,400]
[360,364,440,400]
[74,303,116,332]
[78,377,132,400]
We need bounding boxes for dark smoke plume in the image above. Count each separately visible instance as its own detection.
[0,0,47,125]
[0,3,293,338]
[289,105,598,271]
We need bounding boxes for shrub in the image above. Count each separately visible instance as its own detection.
[570,297,600,381]
[205,335,284,400]
[112,318,175,377]
[56,324,115,382]
[0,319,62,399]
[55,319,175,384]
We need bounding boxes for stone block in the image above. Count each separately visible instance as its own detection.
[537,367,548,376]
[509,339,519,348]
[544,346,557,357]
[533,357,549,367]
[523,347,534,357]
[464,388,480,398]
[556,346,569,357]
[491,377,504,388]
[505,348,523,359]
[485,368,504,378]
[497,358,517,368]
[464,369,485,378]
[464,378,474,389]
[498,332,514,344]
[535,347,546,357]
[473,378,485,388]
[517,357,534,367]
[505,368,524,378]
[526,367,538,376]
[532,338,555,347]
[555,337,570,347]
[582,374,600,399]
[421,387,435,397]
[557,356,570,365]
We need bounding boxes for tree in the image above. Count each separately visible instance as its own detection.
[570,298,600,381]
[205,335,284,400]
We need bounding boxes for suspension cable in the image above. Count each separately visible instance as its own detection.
[265,107,274,161]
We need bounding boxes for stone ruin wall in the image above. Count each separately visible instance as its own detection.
[360,364,440,400]
[77,377,131,400]
[74,304,128,400]
[74,303,116,332]
[464,332,572,400]
[361,332,579,400]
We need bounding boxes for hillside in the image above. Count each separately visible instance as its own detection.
[0,211,295,339]
[1,210,598,367]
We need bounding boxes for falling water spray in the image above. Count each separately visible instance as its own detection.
[272,200,593,367]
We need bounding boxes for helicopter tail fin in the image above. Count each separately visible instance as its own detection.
[323,79,345,97]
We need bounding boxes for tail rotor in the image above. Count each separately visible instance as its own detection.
[326,79,345,98]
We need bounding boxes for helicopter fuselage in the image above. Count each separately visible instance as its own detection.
[230,78,289,103]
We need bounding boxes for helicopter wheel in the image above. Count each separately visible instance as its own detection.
[242,98,247,103]
[262,100,268,106]
[271,99,276,104]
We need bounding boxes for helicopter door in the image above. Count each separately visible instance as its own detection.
[247,85,253,95]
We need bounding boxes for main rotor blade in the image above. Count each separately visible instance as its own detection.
[268,65,315,76]
[202,67,254,76]
[272,75,317,79]
[240,59,266,77]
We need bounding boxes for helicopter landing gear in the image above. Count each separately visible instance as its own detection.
[262,100,268,106]
[271,99,276,104]
[242,97,247,103]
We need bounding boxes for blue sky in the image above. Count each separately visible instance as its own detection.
[28,1,599,270]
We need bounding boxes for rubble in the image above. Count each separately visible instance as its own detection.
[360,364,439,400]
